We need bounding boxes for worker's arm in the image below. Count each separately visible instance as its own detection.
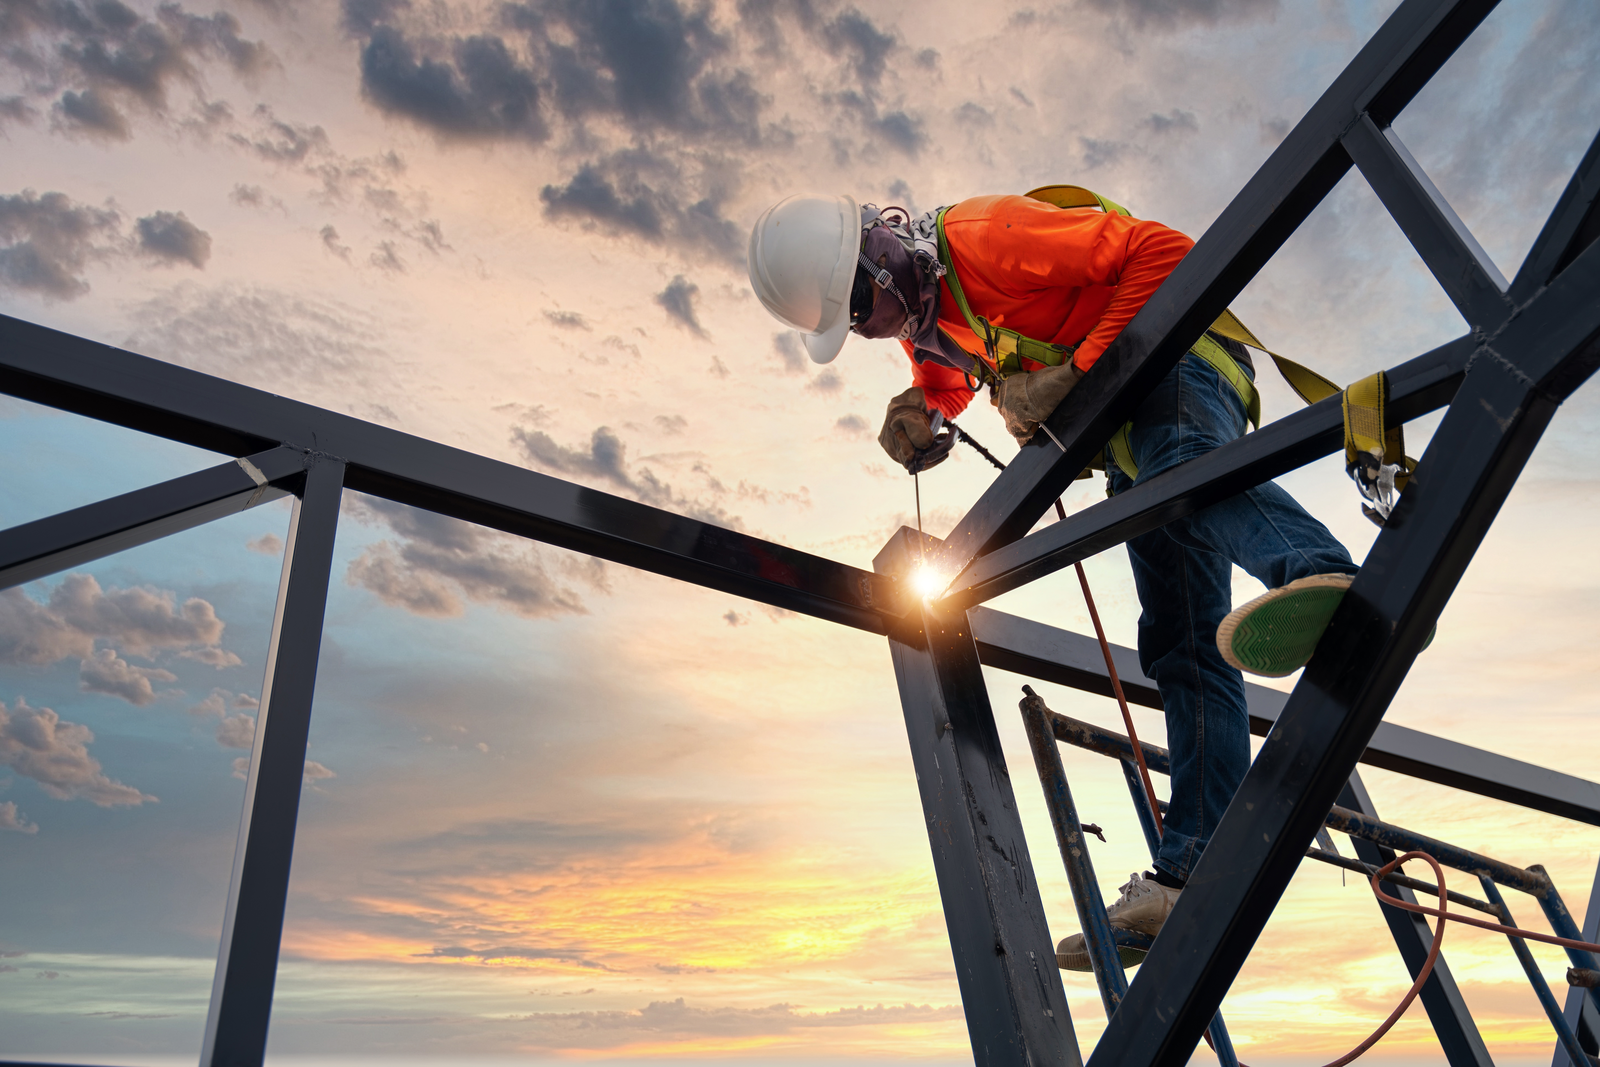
[970,202,1195,371]
[904,343,975,419]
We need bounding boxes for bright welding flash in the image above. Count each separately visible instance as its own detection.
[912,563,947,598]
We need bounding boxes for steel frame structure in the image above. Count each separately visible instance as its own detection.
[1,0,1599,1062]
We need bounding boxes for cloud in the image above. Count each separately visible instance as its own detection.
[653,414,687,434]
[655,275,706,336]
[188,689,230,717]
[0,189,121,298]
[1079,136,1124,170]
[722,609,747,626]
[0,574,233,667]
[538,152,743,263]
[0,95,36,126]
[0,698,155,807]
[1142,108,1198,134]
[824,9,897,85]
[79,648,178,706]
[543,309,590,330]
[1081,0,1279,28]
[247,532,284,555]
[0,801,38,834]
[369,239,405,272]
[229,110,330,163]
[2,0,273,139]
[808,368,843,393]
[135,210,211,268]
[179,645,243,668]
[56,88,130,139]
[125,285,394,393]
[511,425,738,526]
[320,225,353,261]
[414,943,609,968]
[0,189,216,297]
[835,413,869,436]
[358,25,547,142]
[505,998,963,1047]
[772,332,806,374]
[303,760,336,782]
[342,1,913,263]
[216,713,256,749]
[344,495,605,620]
[229,183,284,211]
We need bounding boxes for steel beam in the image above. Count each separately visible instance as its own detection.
[0,447,304,591]
[939,337,1469,611]
[201,458,345,1067]
[1086,211,1600,1067]
[1019,686,1128,1016]
[1339,775,1496,1067]
[1552,855,1600,1067]
[1480,876,1591,1067]
[876,530,1079,1067]
[0,315,899,634]
[968,606,1600,826]
[928,0,1500,573]
[1342,115,1511,327]
[1513,125,1600,302]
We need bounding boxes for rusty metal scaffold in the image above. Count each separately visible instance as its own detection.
[2,0,1600,1062]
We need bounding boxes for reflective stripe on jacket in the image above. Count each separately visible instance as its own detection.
[901,194,1194,420]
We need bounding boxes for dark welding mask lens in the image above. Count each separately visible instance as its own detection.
[849,265,875,325]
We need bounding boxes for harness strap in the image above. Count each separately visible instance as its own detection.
[1343,371,1412,525]
[1104,333,1261,482]
[935,207,1075,377]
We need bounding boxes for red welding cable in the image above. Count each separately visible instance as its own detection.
[1053,498,1165,834]
[1372,869,1600,953]
[1206,851,1600,1067]
[1323,852,1450,1067]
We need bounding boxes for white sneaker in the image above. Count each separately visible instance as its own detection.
[1056,872,1182,971]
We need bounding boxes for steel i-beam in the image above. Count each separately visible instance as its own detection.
[876,530,1079,1067]
[201,457,345,1067]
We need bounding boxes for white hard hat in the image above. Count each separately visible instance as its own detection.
[747,193,860,364]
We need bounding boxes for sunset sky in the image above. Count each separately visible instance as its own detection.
[2,0,1599,1063]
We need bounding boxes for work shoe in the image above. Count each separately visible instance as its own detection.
[1056,872,1181,972]
[1217,572,1436,677]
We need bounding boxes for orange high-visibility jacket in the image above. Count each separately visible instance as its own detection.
[902,194,1194,420]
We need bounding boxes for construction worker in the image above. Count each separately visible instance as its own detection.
[747,192,1362,970]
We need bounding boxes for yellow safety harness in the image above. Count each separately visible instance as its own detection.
[934,183,1411,524]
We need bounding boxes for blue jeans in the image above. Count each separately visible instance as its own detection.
[1106,353,1356,882]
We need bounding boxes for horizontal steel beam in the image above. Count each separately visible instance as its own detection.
[0,315,901,633]
[928,0,1501,575]
[1324,804,1552,897]
[968,606,1600,826]
[0,447,305,590]
[940,337,1470,611]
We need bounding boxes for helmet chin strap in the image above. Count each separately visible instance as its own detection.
[856,251,918,336]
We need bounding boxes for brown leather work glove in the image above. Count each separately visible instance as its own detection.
[997,363,1086,444]
[879,387,945,470]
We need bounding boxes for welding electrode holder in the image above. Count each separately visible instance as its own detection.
[905,408,957,475]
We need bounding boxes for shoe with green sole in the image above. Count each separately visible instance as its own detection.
[1217,573,1434,678]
